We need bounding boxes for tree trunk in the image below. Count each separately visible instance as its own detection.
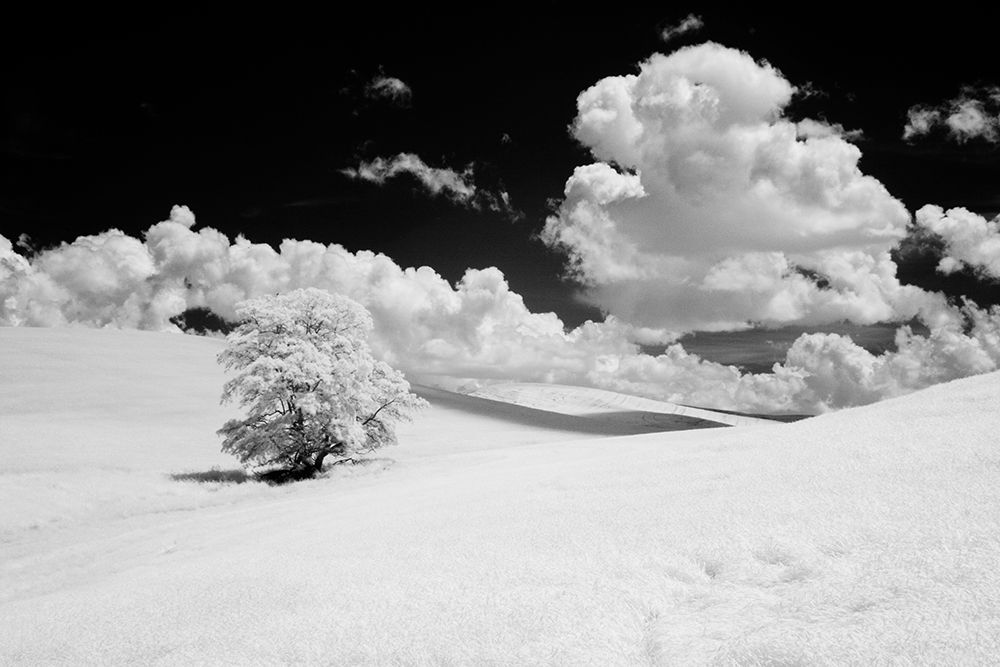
[312,443,344,472]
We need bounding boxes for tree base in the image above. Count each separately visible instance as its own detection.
[254,457,361,484]
[255,466,317,484]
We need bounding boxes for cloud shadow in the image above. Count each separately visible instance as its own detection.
[414,385,729,436]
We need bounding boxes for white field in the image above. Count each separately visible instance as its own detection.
[2,327,999,665]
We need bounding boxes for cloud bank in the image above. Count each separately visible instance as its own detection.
[4,205,1000,414]
[904,86,1000,144]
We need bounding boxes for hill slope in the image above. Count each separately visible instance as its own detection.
[470,381,775,427]
[2,327,999,664]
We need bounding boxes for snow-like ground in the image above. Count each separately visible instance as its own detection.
[2,327,999,664]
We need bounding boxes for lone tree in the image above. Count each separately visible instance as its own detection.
[217,288,426,481]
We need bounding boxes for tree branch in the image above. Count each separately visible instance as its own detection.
[361,397,397,426]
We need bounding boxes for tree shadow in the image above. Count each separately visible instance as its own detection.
[169,468,252,484]
[259,457,396,484]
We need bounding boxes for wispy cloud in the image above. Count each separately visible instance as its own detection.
[342,153,476,201]
[660,14,704,43]
[904,86,1000,144]
[364,74,412,107]
[341,153,516,215]
[796,118,864,142]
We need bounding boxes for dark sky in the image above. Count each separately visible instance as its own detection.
[3,6,999,346]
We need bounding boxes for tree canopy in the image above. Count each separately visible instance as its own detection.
[217,288,426,479]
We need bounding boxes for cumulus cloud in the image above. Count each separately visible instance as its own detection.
[903,87,1000,143]
[660,14,704,43]
[542,42,928,336]
[341,153,515,215]
[0,207,643,382]
[914,205,1000,278]
[5,206,1000,415]
[586,301,1000,414]
[364,74,412,106]
[766,303,1000,411]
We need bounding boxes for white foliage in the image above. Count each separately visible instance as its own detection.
[217,288,426,470]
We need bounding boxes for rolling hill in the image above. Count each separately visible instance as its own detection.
[2,326,999,664]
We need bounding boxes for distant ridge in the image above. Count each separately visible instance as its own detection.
[470,382,777,428]
[413,385,728,436]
